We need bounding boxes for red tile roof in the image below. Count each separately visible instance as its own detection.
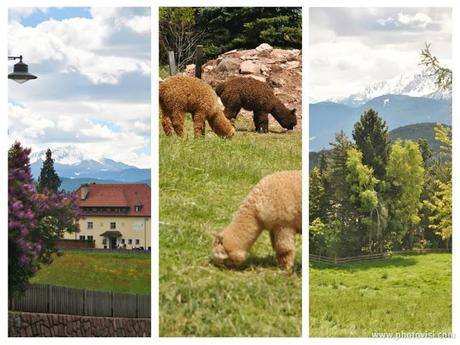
[75,183,151,217]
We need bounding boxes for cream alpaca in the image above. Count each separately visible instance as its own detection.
[213,170,301,273]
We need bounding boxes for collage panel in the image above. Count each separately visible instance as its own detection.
[159,7,302,337]
[7,7,152,337]
[309,7,452,338]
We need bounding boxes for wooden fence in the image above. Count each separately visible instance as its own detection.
[310,248,451,266]
[58,248,151,256]
[9,284,150,318]
[309,253,387,265]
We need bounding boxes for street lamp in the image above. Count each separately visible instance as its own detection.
[8,55,37,84]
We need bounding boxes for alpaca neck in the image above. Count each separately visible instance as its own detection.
[222,204,263,260]
[271,100,288,119]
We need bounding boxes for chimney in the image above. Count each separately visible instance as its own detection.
[80,184,89,200]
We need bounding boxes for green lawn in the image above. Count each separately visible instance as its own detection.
[31,250,151,295]
[160,116,302,336]
[310,253,452,337]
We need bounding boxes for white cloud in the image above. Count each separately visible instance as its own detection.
[310,8,451,102]
[8,9,150,85]
[8,7,151,168]
[397,12,433,28]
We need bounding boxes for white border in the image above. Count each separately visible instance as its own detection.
[0,0,457,344]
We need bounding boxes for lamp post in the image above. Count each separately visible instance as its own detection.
[8,55,37,84]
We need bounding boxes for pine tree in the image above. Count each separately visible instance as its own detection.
[37,149,61,192]
[309,167,326,222]
[352,109,390,181]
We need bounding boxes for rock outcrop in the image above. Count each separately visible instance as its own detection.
[183,43,302,130]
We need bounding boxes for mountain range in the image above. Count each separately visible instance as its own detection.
[309,94,451,152]
[30,146,151,191]
[327,71,451,106]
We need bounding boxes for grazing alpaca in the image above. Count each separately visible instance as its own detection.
[159,76,235,138]
[213,170,302,273]
[215,77,297,133]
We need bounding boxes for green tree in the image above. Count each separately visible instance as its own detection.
[352,109,390,180]
[37,149,61,192]
[386,140,425,248]
[322,132,366,256]
[309,167,326,222]
[426,124,452,248]
[416,138,433,169]
[195,7,301,59]
[346,147,384,253]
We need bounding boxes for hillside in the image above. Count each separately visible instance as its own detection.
[389,122,450,153]
[309,122,447,172]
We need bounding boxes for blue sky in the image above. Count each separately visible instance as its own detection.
[18,7,92,27]
[8,7,151,168]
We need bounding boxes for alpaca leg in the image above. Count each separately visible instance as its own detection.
[171,111,185,137]
[254,111,269,133]
[224,107,240,124]
[161,115,173,136]
[272,227,297,273]
[259,112,269,133]
[193,111,206,137]
[253,111,261,132]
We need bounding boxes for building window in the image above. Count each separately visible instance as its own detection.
[110,222,116,229]
[87,221,93,229]
[79,235,85,240]
[121,239,125,244]
[102,239,107,245]
[135,239,140,245]
[128,239,132,244]
[135,205,143,212]
[87,235,94,241]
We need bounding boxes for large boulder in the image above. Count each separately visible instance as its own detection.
[255,43,273,52]
[216,57,241,73]
[239,60,260,74]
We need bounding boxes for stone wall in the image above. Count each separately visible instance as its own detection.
[8,311,150,337]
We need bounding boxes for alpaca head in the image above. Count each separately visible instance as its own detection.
[272,104,297,130]
[209,111,235,138]
[212,232,246,267]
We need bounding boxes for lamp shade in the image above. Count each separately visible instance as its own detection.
[8,60,37,84]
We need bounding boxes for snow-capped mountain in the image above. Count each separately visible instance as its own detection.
[30,145,150,187]
[330,71,452,106]
[30,145,100,166]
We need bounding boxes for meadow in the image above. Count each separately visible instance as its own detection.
[159,116,302,336]
[31,250,151,295]
[310,253,452,337]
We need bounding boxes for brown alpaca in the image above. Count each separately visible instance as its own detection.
[213,170,302,273]
[215,77,297,133]
[159,76,235,138]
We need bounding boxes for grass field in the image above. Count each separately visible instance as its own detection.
[159,116,302,336]
[31,250,151,295]
[310,253,452,337]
